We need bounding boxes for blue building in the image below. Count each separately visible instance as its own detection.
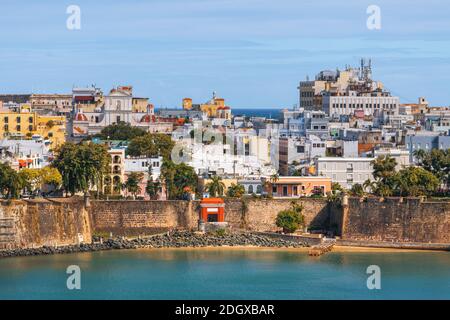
[405,134,450,162]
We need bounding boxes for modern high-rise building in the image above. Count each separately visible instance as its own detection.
[298,59,399,117]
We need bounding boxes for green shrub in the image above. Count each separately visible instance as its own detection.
[275,202,304,233]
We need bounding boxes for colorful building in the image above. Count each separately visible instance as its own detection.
[182,92,231,119]
[265,176,332,198]
[0,105,66,149]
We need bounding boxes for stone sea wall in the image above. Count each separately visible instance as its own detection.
[0,198,91,250]
[342,197,450,243]
[1,196,450,251]
[90,200,197,236]
[223,198,334,232]
[90,198,336,235]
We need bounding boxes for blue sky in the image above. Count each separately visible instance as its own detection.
[0,0,449,108]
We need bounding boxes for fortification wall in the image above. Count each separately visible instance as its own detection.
[90,200,197,236]
[2,196,450,250]
[342,197,450,243]
[0,198,91,250]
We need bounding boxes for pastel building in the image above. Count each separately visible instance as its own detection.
[265,176,332,198]
[315,157,374,189]
[72,86,158,137]
[0,105,66,148]
[124,156,164,200]
[182,92,231,119]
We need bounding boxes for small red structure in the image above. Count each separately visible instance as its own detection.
[200,198,225,222]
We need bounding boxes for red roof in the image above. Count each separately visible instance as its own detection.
[200,198,224,204]
[74,96,94,102]
[75,113,88,121]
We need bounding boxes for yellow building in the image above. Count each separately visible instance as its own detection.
[0,105,66,148]
[182,92,230,118]
[132,97,150,113]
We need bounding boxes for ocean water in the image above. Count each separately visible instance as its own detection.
[232,108,283,120]
[155,107,283,120]
[0,248,449,300]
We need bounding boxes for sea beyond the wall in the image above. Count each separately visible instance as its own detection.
[232,108,283,120]
[156,107,284,120]
[0,247,449,300]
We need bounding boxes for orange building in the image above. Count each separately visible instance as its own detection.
[200,198,225,222]
[266,176,332,198]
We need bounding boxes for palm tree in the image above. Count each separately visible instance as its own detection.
[349,183,365,197]
[124,172,144,199]
[363,179,375,194]
[413,149,426,163]
[205,176,225,197]
[270,173,279,183]
[372,155,397,183]
[226,183,245,198]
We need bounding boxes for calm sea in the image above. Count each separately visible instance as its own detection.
[232,108,283,120]
[155,108,283,120]
[0,248,449,300]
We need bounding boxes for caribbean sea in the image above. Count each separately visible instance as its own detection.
[0,248,449,300]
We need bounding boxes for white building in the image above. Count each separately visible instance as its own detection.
[278,135,326,175]
[323,94,399,117]
[124,156,162,180]
[315,157,374,189]
[0,139,51,169]
[181,140,276,178]
[72,86,157,137]
[373,148,410,171]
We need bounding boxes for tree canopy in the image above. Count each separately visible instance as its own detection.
[52,142,110,195]
[0,162,25,199]
[205,176,226,197]
[127,133,175,160]
[227,183,245,198]
[275,202,304,233]
[94,122,147,141]
[160,160,198,200]
[19,167,62,194]
[124,172,144,198]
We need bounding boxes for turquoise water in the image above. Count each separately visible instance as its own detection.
[0,248,449,300]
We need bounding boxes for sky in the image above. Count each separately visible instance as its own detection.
[0,0,450,108]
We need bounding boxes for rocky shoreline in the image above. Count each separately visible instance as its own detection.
[0,231,309,258]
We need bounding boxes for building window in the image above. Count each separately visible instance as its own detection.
[293,186,298,196]
[28,117,33,123]
[256,185,262,194]
[272,185,277,194]
[28,125,33,131]
[16,117,21,123]
[4,117,8,123]
[248,185,254,194]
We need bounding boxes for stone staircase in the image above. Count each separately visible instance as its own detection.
[0,217,16,250]
[308,238,336,256]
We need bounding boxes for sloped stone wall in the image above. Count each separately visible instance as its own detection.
[0,198,91,250]
[342,197,450,243]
